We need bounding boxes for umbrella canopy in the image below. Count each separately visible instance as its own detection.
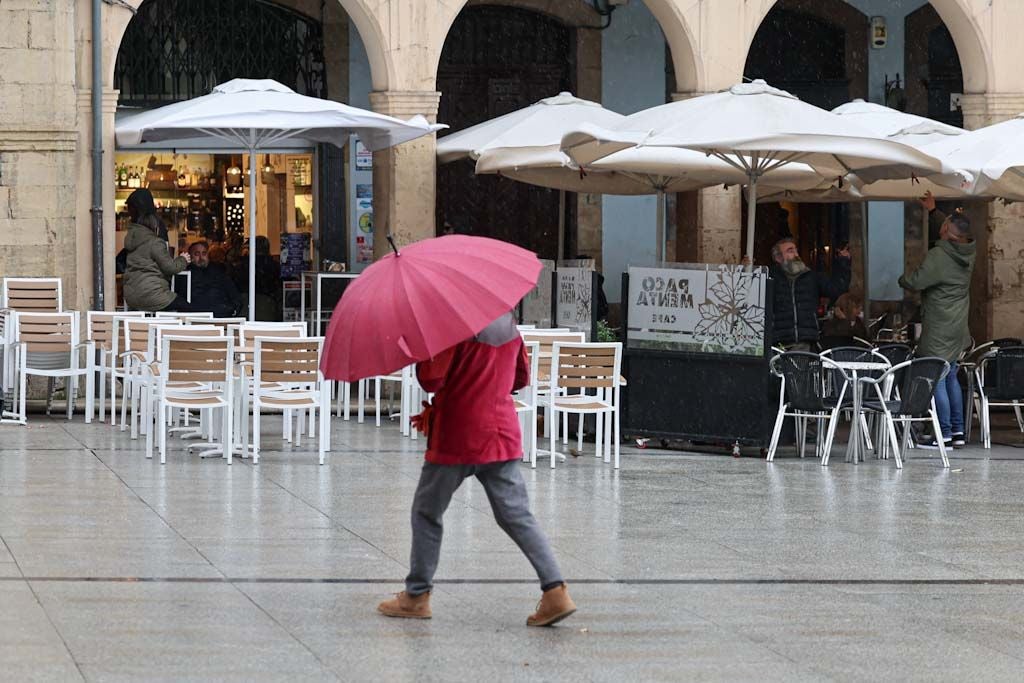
[116,79,442,151]
[924,114,1024,201]
[760,100,969,203]
[437,92,624,165]
[320,235,541,382]
[562,81,946,262]
[437,92,626,256]
[116,79,445,319]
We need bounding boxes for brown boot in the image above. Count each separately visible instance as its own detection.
[377,591,432,619]
[527,583,576,627]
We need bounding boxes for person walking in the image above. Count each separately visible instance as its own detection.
[899,191,976,449]
[377,311,576,627]
[122,189,193,312]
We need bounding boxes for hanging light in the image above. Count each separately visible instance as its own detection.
[226,164,242,188]
[261,157,276,184]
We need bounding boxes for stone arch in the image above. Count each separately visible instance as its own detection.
[429,0,599,87]
[430,0,700,94]
[744,0,990,94]
[640,0,701,93]
[103,0,393,93]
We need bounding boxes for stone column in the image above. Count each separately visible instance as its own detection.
[368,90,441,258]
[960,93,1024,340]
[672,92,743,264]
[0,0,79,306]
[75,88,119,311]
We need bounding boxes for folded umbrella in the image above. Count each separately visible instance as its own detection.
[320,235,541,382]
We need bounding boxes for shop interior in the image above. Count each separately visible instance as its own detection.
[114,150,317,317]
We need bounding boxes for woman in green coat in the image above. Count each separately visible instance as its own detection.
[899,192,976,449]
[122,189,192,312]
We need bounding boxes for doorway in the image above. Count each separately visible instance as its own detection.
[436,5,576,259]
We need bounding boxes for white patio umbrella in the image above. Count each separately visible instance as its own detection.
[562,81,946,265]
[924,114,1024,201]
[116,78,445,319]
[759,100,969,203]
[453,94,819,262]
[437,92,626,257]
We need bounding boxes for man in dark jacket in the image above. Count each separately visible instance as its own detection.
[768,237,851,350]
[899,192,976,449]
[175,241,243,318]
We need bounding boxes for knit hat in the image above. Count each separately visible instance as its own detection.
[126,188,156,218]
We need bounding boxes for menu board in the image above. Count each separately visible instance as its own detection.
[555,264,594,340]
[280,232,311,278]
[627,264,767,356]
[520,259,555,327]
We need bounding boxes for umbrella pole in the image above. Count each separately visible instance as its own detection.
[745,177,758,272]
[655,190,666,263]
[861,207,870,322]
[558,190,566,261]
[248,148,257,321]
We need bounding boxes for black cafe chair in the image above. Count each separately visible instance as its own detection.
[767,352,850,463]
[860,357,951,469]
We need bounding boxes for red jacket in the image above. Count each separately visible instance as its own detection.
[417,336,529,466]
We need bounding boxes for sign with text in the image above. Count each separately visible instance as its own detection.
[627,264,767,356]
[521,259,555,327]
[555,266,594,340]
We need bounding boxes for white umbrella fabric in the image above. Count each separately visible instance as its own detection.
[925,114,1024,201]
[562,81,947,264]
[116,78,445,319]
[759,100,969,203]
[579,146,821,260]
[437,92,625,257]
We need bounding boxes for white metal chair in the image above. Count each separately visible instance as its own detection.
[766,351,850,463]
[86,311,148,424]
[231,323,307,453]
[151,334,233,464]
[142,325,222,452]
[368,370,406,428]
[522,330,586,447]
[976,345,1024,449]
[251,337,330,464]
[121,319,183,436]
[860,358,952,468]
[515,341,541,467]
[2,277,64,411]
[11,311,93,424]
[547,342,623,469]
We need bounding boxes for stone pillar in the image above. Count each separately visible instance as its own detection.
[368,90,441,258]
[75,88,119,311]
[0,1,79,305]
[671,92,743,264]
[960,93,1024,340]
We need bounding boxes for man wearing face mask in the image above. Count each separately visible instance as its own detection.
[768,238,851,351]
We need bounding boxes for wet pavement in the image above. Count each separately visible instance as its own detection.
[2,411,1024,681]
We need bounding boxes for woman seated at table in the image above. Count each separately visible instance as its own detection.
[820,293,869,349]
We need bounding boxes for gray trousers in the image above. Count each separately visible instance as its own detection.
[406,459,564,596]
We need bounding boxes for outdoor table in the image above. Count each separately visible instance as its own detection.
[300,272,358,336]
[832,359,890,464]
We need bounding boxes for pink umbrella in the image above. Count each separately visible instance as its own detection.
[321,235,542,382]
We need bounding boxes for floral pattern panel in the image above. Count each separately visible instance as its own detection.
[627,264,767,356]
